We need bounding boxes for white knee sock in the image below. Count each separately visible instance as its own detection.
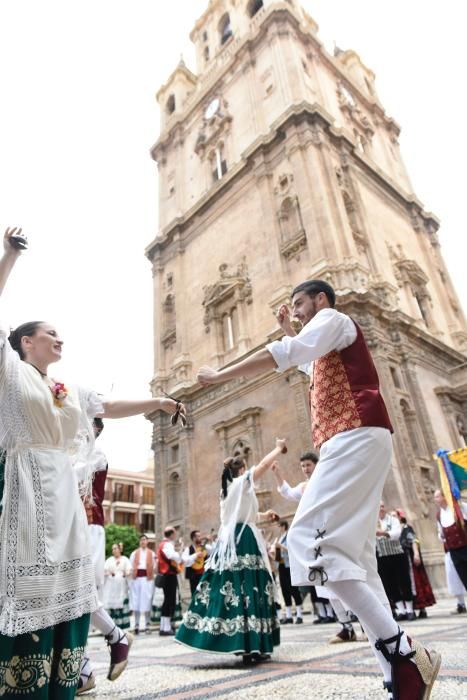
[395,601,405,614]
[161,616,171,632]
[296,605,302,618]
[405,600,414,613]
[329,597,350,623]
[324,603,334,617]
[79,654,93,683]
[285,606,292,618]
[91,606,127,644]
[134,611,141,629]
[457,594,466,606]
[316,602,326,617]
[326,580,412,683]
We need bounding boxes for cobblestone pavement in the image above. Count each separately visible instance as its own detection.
[86,599,466,699]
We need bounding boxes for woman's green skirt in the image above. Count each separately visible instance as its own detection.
[176,524,280,655]
[0,614,90,699]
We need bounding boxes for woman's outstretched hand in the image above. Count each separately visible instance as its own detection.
[3,227,25,255]
[160,397,187,419]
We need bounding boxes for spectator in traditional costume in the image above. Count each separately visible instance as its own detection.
[129,535,156,635]
[156,527,183,636]
[182,530,212,596]
[376,502,415,621]
[394,510,435,620]
[104,544,132,628]
[175,439,286,664]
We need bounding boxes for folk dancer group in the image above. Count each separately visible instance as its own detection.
[0,226,442,700]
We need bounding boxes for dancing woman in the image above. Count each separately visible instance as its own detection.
[175,438,286,663]
[0,227,185,699]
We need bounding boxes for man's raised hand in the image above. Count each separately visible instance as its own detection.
[276,304,296,337]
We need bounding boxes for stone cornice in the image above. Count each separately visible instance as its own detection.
[145,101,439,262]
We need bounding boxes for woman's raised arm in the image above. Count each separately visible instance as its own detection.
[0,227,24,298]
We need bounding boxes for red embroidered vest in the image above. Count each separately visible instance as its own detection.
[310,321,393,448]
[84,467,107,527]
[437,514,467,550]
[157,540,178,575]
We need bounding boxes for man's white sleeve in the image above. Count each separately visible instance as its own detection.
[266,308,357,372]
[162,541,182,563]
[387,516,402,541]
[278,480,303,502]
[182,547,198,566]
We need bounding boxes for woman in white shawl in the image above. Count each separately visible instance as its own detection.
[0,227,185,699]
[176,438,286,664]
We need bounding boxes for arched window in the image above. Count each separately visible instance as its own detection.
[247,0,264,17]
[210,144,227,182]
[167,472,182,521]
[204,46,210,62]
[222,307,238,351]
[219,14,233,45]
[278,196,302,244]
[166,94,176,115]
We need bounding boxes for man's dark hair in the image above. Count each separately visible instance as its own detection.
[164,526,175,538]
[190,530,200,541]
[292,279,335,307]
[279,520,289,530]
[300,451,319,464]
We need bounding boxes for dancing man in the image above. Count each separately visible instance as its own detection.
[197,279,440,700]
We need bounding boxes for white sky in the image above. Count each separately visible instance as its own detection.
[0,1,465,471]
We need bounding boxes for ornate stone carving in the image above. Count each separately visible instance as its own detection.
[277,195,307,261]
[202,260,252,331]
[336,81,375,139]
[161,293,177,349]
[194,98,233,158]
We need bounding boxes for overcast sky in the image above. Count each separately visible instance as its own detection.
[0,1,464,470]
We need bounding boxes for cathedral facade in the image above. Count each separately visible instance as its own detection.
[146,0,467,586]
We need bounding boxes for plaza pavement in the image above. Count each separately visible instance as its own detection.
[86,599,466,699]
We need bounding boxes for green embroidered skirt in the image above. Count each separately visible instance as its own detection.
[176,524,280,655]
[108,598,131,630]
[0,613,90,699]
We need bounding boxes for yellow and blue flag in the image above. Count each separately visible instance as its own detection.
[436,447,467,523]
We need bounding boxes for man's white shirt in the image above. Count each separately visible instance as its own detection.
[266,308,357,374]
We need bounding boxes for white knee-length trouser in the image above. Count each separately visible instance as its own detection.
[288,426,392,606]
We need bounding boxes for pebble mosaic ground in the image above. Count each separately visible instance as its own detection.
[86,599,466,699]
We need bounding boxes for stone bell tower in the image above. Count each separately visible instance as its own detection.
[146,0,467,585]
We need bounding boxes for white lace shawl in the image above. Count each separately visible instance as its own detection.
[207,469,271,574]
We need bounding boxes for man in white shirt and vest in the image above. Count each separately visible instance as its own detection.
[434,489,467,589]
[197,279,440,700]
